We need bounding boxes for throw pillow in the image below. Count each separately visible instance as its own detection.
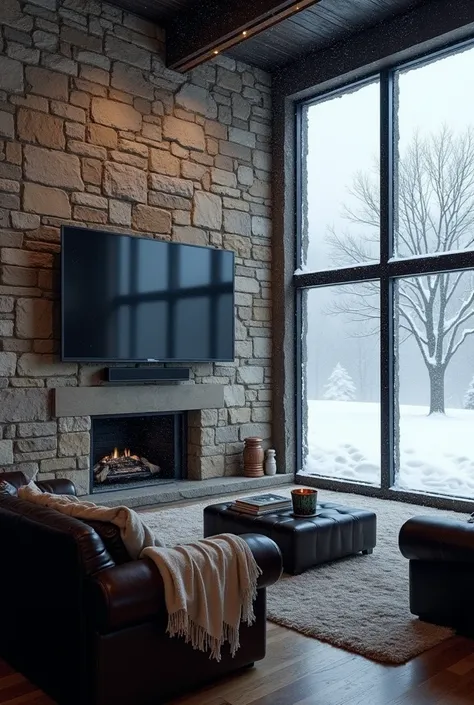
[83,519,132,564]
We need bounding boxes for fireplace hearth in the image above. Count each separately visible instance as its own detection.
[91,412,186,493]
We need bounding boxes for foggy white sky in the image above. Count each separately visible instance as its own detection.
[302,43,474,407]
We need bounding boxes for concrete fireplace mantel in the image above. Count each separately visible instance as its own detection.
[54,384,225,418]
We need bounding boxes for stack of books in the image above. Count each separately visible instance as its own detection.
[230,493,291,516]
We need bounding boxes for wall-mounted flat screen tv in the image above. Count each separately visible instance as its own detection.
[61,226,235,363]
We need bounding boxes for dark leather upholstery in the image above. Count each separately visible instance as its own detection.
[204,501,377,574]
[0,472,283,705]
[399,515,474,631]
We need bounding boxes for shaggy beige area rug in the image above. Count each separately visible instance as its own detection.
[140,486,465,664]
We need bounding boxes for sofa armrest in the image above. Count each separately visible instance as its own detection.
[399,516,474,562]
[36,478,77,496]
[90,533,283,633]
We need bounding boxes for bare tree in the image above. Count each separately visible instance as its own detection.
[327,127,474,414]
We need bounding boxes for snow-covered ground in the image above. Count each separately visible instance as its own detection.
[300,400,474,499]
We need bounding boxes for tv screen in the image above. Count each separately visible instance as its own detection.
[61,226,235,362]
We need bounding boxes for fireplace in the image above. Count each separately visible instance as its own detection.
[90,412,186,493]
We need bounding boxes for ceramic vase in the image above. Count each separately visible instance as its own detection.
[265,449,277,476]
[243,437,264,477]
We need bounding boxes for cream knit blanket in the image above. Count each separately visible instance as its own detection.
[18,482,262,660]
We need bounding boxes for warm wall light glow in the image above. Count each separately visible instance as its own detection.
[242,30,247,35]
[213,49,219,54]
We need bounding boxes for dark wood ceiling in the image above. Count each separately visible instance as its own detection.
[109,0,430,71]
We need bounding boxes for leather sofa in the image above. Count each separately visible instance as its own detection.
[0,472,283,705]
[399,515,474,633]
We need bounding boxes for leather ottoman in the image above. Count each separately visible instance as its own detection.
[204,501,377,574]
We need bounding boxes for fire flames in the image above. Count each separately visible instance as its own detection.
[102,447,140,463]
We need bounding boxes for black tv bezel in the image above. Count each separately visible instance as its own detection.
[60,225,236,364]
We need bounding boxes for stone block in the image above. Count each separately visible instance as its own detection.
[23,183,71,218]
[193,192,222,230]
[58,416,90,432]
[72,192,107,209]
[224,210,251,236]
[111,62,154,100]
[0,440,13,465]
[232,94,251,121]
[91,98,142,131]
[253,149,271,172]
[132,205,172,234]
[217,67,241,93]
[26,66,68,100]
[105,35,151,70]
[109,200,132,226]
[215,425,239,444]
[0,389,49,422]
[16,299,53,339]
[73,206,107,224]
[17,108,66,150]
[0,111,14,139]
[149,173,194,198]
[237,166,254,186]
[199,454,225,480]
[236,366,264,385]
[104,162,147,203]
[181,162,207,181]
[17,421,57,437]
[252,407,271,422]
[42,54,77,77]
[11,212,40,230]
[223,384,245,407]
[239,423,271,441]
[253,337,271,358]
[0,55,24,93]
[199,408,218,427]
[40,457,76,472]
[229,407,252,424]
[149,193,191,210]
[235,276,259,294]
[175,84,217,118]
[252,216,271,237]
[0,319,14,336]
[0,352,16,376]
[33,29,58,51]
[149,149,179,177]
[211,168,237,188]
[0,297,14,313]
[16,436,57,453]
[82,158,102,185]
[172,226,206,245]
[163,116,205,151]
[17,354,77,377]
[228,127,256,149]
[24,145,83,190]
[61,26,102,52]
[219,141,251,162]
[58,432,90,457]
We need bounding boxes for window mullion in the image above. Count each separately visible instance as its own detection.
[380,70,395,490]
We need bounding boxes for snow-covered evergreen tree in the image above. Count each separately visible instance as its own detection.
[323,363,356,401]
[464,375,474,410]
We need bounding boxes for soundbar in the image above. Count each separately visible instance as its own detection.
[104,367,190,384]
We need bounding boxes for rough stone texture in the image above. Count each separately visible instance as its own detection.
[17,298,53,339]
[91,98,142,131]
[103,162,147,203]
[0,0,272,490]
[193,191,222,230]
[163,116,206,151]
[24,145,83,190]
[132,204,171,233]
[23,183,71,217]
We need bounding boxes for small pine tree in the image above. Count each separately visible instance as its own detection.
[464,375,474,410]
[323,363,356,401]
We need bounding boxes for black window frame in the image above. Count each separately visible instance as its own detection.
[294,38,474,512]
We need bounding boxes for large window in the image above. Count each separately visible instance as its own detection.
[296,43,474,502]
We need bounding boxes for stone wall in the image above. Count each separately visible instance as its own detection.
[0,0,273,493]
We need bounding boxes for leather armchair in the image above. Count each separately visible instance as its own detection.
[0,472,282,705]
[399,515,474,632]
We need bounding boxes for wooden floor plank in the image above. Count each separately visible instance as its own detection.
[1,627,474,705]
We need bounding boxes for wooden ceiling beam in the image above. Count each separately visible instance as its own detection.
[166,0,321,72]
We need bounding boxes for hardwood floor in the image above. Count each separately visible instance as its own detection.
[1,625,474,705]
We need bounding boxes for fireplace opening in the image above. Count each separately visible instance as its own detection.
[91,412,186,493]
